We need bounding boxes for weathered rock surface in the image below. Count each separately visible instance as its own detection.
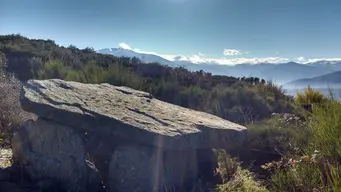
[20,79,246,150]
[11,118,91,192]
[109,145,198,192]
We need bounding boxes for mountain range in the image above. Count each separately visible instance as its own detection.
[284,70,341,88]
[97,48,341,88]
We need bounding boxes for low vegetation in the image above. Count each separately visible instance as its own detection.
[212,87,341,192]
[1,35,341,191]
[0,73,34,147]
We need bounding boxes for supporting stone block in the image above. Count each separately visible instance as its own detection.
[108,144,198,192]
[12,119,89,191]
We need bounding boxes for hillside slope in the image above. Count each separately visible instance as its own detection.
[0,34,294,124]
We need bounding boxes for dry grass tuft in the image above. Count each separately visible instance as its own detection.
[214,150,268,192]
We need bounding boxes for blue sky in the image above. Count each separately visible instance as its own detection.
[1,0,341,64]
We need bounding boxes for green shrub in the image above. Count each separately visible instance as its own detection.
[246,113,310,158]
[37,59,69,79]
[270,160,324,192]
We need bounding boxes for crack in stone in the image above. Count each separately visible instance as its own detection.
[126,107,170,127]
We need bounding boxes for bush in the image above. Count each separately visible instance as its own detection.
[214,150,268,192]
[0,73,35,146]
[37,59,70,80]
[270,161,324,192]
[246,113,310,160]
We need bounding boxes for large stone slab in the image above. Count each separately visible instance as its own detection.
[20,79,246,150]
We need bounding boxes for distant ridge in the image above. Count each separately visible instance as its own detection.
[284,70,341,88]
[97,48,341,84]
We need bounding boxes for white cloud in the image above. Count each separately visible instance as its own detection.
[118,42,132,50]
[202,57,289,65]
[306,58,341,63]
[223,49,242,56]
[113,43,296,65]
[161,53,289,65]
[297,56,305,62]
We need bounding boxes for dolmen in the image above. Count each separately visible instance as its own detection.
[11,79,246,192]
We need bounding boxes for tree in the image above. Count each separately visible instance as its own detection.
[261,79,266,85]
[67,45,77,51]
[83,47,95,53]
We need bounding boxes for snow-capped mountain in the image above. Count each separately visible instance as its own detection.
[306,60,341,71]
[97,48,174,66]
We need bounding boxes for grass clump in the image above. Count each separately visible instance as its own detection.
[307,99,341,160]
[295,86,326,105]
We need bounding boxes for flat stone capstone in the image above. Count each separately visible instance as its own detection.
[20,79,246,150]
